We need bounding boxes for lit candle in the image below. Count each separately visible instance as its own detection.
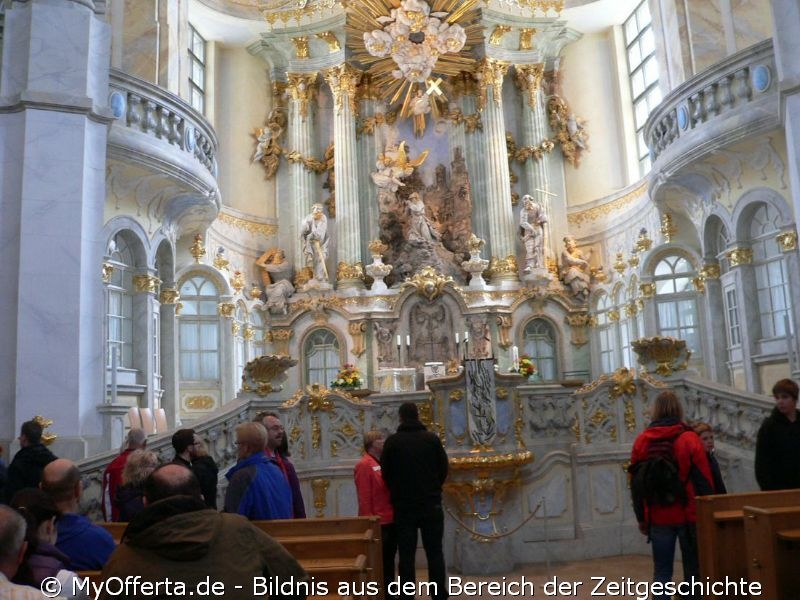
[455,332,460,344]
[464,331,469,343]
[512,345,519,363]
[397,335,401,347]
[406,335,411,347]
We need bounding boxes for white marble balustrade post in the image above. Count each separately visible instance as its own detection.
[323,64,364,290]
[287,73,319,274]
[477,59,518,283]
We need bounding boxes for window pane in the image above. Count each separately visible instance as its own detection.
[200,322,218,350]
[632,70,645,99]
[640,28,655,56]
[628,44,642,70]
[201,352,219,379]
[643,57,659,86]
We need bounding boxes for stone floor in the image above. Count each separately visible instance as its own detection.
[410,554,658,599]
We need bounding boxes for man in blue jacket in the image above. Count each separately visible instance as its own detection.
[224,422,292,520]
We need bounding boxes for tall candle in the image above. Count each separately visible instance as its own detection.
[455,332,460,344]
[406,335,411,347]
[512,345,519,363]
[397,335,401,346]
[464,331,469,343]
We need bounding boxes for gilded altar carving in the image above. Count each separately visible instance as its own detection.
[401,266,454,301]
[266,328,293,355]
[636,227,653,252]
[184,395,215,411]
[565,312,589,347]
[489,25,511,45]
[568,182,647,226]
[243,325,255,341]
[337,261,365,282]
[241,354,298,395]
[291,36,309,59]
[726,247,753,267]
[190,233,205,263]
[133,274,161,295]
[513,64,544,109]
[231,322,241,336]
[639,282,655,298]
[700,263,721,279]
[693,276,705,294]
[519,28,536,50]
[102,262,114,283]
[310,477,329,517]
[230,270,245,294]
[33,415,57,445]
[449,389,464,402]
[316,31,340,52]
[547,95,588,166]
[660,213,677,242]
[348,321,367,357]
[632,336,692,376]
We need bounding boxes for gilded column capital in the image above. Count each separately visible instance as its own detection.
[639,282,655,298]
[700,263,721,280]
[322,63,362,116]
[159,287,180,305]
[726,247,753,267]
[489,25,512,45]
[513,64,544,109]
[475,58,510,111]
[266,328,293,356]
[519,28,537,51]
[286,72,319,121]
[133,274,161,295]
[218,301,236,318]
[102,262,114,283]
[776,230,798,253]
[488,255,519,282]
[291,37,310,59]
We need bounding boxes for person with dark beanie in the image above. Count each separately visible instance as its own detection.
[381,402,449,600]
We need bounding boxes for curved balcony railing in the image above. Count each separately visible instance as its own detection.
[108,69,218,178]
[644,39,778,172]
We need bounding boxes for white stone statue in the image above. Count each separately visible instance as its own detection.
[406,191,440,244]
[561,235,591,298]
[255,248,294,314]
[519,194,548,272]
[300,203,329,282]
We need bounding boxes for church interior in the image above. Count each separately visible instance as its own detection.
[1,0,798,571]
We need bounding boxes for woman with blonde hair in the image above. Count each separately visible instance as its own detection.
[116,449,159,521]
[629,390,713,600]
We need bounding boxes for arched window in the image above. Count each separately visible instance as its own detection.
[653,254,701,357]
[248,310,265,361]
[595,293,616,374]
[106,236,135,368]
[304,329,340,386]
[750,205,790,339]
[522,319,557,381]
[179,276,220,381]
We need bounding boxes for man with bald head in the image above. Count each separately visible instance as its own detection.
[41,458,115,570]
[100,464,307,600]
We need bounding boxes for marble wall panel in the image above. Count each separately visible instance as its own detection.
[122,0,159,83]
[687,0,726,74]
[731,0,773,52]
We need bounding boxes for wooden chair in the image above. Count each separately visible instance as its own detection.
[139,407,156,435]
[154,407,168,434]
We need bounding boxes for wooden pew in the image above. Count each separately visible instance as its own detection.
[100,521,127,543]
[743,506,800,600]
[695,489,800,598]
[253,516,384,600]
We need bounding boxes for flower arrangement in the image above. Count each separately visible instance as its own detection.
[510,355,537,377]
[331,363,364,389]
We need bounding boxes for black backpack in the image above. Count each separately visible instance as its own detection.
[628,429,688,523]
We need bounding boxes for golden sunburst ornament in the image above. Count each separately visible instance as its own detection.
[347,0,481,135]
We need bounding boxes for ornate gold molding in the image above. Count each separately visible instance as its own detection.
[489,25,512,45]
[231,321,241,336]
[448,450,533,471]
[316,31,341,52]
[102,262,114,283]
[565,313,589,346]
[693,276,705,294]
[159,287,180,305]
[519,28,536,50]
[184,395,215,411]
[291,36,309,59]
[496,315,512,348]
[513,64,544,109]
[401,266,455,301]
[726,247,753,267]
[190,233,206,263]
[636,228,653,252]
[33,415,56,445]
[243,325,255,341]
[261,0,338,26]
[777,230,797,252]
[475,58,510,111]
[700,263,721,280]
[310,478,330,518]
[639,282,655,298]
[230,270,245,294]
[266,328,293,355]
[631,336,691,377]
[133,274,161,295]
[322,63,361,116]
[216,212,278,237]
[218,302,235,318]
[358,110,398,135]
[488,255,519,278]
[567,182,648,226]
[660,213,677,243]
[336,261,365,282]
[287,72,318,120]
[348,321,367,357]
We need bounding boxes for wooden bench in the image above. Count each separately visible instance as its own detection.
[743,505,800,600]
[253,516,384,600]
[100,521,127,543]
[696,489,800,598]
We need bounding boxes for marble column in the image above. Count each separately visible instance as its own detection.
[132,272,161,412]
[357,85,381,245]
[477,59,518,283]
[159,285,180,428]
[323,64,364,291]
[0,0,112,457]
[287,73,319,278]
[514,64,557,267]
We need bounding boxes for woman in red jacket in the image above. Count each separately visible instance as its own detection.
[354,430,397,596]
[630,391,713,600]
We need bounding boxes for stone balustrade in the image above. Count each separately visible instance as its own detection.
[644,39,778,175]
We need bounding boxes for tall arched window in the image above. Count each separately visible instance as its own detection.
[522,318,557,381]
[595,293,616,373]
[750,204,790,339]
[106,236,135,368]
[653,254,701,357]
[179,276,220,382]
[304,329,340,386]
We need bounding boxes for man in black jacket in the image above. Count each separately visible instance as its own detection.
[381,402,449,600]
[5,420,57,502]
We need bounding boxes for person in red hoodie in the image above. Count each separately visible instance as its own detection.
[102,428,146,521]
[630,390,713,600]
[354,430,397,598]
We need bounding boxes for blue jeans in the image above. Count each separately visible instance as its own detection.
[649,524,700,600]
